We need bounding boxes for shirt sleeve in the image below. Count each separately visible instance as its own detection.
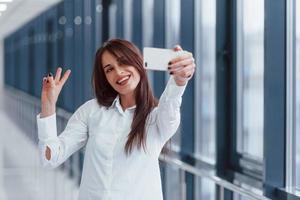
[155,76,187,148]
[37,100,92,168]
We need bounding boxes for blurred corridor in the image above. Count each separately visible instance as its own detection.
[1,0,300,199]
[0,91,79,200]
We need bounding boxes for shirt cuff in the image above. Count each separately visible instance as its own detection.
[164,76,187,99]
[36,113,58,141]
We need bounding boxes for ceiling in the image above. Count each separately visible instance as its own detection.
[0,0,62,40]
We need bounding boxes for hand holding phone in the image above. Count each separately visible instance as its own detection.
[143,47,187,71]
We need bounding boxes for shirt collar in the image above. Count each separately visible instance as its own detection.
[110,95,136,115]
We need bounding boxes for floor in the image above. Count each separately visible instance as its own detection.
[0,87,79,200]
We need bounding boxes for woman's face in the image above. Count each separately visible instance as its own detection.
[101,50,141,96]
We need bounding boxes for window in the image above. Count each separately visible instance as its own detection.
[123,0,133,41]
[194,0,217,199]
[236,0,264,160]
[165,0,181,151]
[108,2,117,38]
[194,0,216,165]
[163,165,181,200]
[287,0,300,192]
[295,0,300,190]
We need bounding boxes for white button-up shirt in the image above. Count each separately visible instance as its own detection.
[37,77,186,200]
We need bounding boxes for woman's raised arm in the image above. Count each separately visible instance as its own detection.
[37,67,89,168]
[155,46,195,148]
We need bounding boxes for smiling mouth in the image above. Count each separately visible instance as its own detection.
[116,75,131,86]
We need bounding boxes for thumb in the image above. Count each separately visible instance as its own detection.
[173,44,183,52]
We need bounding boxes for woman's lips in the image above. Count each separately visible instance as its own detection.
[116,75,131,86]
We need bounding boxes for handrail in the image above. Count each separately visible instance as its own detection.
[159,154,271,200]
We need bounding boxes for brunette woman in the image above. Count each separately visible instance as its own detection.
[37,39,196,200]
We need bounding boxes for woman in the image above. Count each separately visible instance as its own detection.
[37,39,195,200]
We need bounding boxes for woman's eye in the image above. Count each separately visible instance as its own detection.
[106,68,113,73]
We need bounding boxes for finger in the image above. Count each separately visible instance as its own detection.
[47,74,55,86]
[173,45,182,52]
[168,57,194,70]
[171,62,196,73]
[42,77,47,83]
[45,72,53,83]
[169,52,193,64]
[42,77,48,87]
[54,67,62,83]
[59,69,71,86]
[170,64,195,78]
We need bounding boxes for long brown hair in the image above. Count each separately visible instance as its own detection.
[92,39,158,155]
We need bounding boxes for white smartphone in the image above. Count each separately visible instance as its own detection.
[143,47,186,71]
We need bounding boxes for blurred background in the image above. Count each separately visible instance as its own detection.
[0,0,299,199]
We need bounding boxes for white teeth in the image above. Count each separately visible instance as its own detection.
[117,75,130,84]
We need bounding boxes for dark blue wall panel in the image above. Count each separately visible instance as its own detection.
[116,0,124,39]
[35,13,47,98]
[73,0,84,109]
[83,0,95,101]
[153,0,166,98]
[132,0,142,49]
[56,2,65,107]
[63,0,75,112]
[180,0,195,199]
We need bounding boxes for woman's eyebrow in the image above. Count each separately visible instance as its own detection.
[103,64,111,69]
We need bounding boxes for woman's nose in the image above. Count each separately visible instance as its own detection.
[115,67,125,75]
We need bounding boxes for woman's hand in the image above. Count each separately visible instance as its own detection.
[168,45,196,86]
[40,67,71,117]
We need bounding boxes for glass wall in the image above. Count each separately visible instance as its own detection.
[163,1,182,199]
[194,0,216,199]
[236,0,264,160]
[164,165,181,200]
[296,0,300,190]
[194,0,216,164]
[195,178,215,200]
[287,0,300,192]
[164,0,181,151]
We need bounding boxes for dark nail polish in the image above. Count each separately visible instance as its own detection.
[170,72,173,75]
[46,80,49,83]
[168,62,172,65]
[48,72,53,77]
[188,75,192,78]
[167,67,171,70]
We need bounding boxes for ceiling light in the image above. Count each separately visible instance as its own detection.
[0,0,13,2]
[0,4,7,12]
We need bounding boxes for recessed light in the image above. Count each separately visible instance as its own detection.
[0,4,7,12]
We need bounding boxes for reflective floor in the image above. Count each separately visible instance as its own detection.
[0,91,79,200]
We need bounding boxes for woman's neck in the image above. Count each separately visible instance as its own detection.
[119,93,136,111]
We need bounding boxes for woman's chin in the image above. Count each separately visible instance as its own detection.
[116,85,137,96]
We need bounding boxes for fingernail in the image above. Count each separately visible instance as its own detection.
[188,75,192,78]
[170,72,173,75]
[167,67,171,70]
[168,62,172,65]
[46,80,49,83]
[48,72,53,77]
